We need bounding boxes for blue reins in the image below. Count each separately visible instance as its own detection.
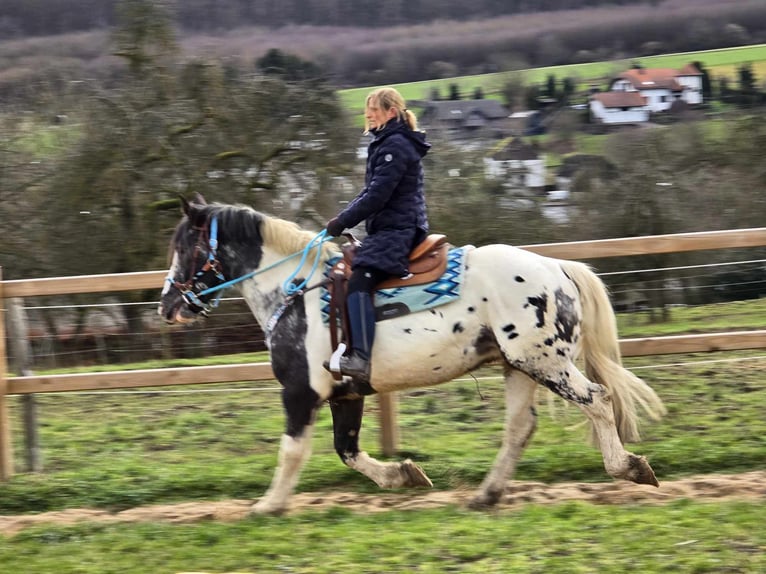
[191,219,333,301]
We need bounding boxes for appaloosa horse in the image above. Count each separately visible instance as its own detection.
[158,195,665,514]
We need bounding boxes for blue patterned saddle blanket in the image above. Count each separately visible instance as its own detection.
[321,246,470,323]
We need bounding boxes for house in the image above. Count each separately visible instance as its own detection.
[416,98,511,138]
[484,138,545,191]
[590,91,649,124]
[590,63,703,124]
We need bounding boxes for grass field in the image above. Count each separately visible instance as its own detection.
[1,501,763,573]
[0,298,764,571]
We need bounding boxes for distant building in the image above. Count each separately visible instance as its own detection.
[484,138,545,191]
[590,63,703,124]
[590,91,650,124]
[416,98,511,138]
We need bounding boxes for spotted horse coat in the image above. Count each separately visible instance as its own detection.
[159,197,666,515]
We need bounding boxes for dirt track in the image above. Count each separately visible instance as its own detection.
[2,470,764,537]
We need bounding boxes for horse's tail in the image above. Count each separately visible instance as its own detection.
[560,260,666,443]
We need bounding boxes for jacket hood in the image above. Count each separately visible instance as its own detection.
[373,119,431,158]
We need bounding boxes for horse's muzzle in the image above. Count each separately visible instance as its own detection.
[158,299,199,325]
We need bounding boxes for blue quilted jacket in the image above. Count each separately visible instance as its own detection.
[335,119,431,276]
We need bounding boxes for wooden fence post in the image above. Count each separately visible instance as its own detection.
[0,268,15,480]
[7,298,41,472]
[378,392,398,457]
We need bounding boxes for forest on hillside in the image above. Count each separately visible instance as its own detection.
[2,0,766,95]
[2,0,657,37]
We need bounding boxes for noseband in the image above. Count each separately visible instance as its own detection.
[170,215,226,316]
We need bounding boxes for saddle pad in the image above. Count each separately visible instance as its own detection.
[320,246,470,323]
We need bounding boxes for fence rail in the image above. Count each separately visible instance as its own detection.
[3,227,766,480]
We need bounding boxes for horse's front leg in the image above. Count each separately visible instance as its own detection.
[330,396,432,489]
[251,386,319,515]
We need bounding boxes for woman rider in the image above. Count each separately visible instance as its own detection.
[325,87,431,381]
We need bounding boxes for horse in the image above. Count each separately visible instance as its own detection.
[158,195,666,515]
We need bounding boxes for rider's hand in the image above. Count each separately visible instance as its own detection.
[326,217,344,237]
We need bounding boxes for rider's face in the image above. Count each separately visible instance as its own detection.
[366,101,396,130]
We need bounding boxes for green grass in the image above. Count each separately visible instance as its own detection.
[338,43,766,116]
[616,299,766,338]
[0,299,763,515]
[0,299,764,571]
[1,501,763,573]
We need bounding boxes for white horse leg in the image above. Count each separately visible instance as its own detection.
[469,367,538,509]
[548,366,658,486]
[329,397,432,489]
[252,428,314,515]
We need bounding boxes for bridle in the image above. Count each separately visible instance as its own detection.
[169,215,226,316]
[167,211,334,323]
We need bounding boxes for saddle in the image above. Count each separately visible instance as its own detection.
[331,233,449,289]
[325,233,449,380]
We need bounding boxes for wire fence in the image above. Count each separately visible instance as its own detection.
[7,257,766,371]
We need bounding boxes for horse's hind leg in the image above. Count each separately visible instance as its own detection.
[541,364,658,486]
[330,397,432,489]
[469,367,538,509]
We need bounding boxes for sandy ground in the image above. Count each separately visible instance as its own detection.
[2,471,764,537]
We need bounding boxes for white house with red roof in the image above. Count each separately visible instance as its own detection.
[590,63,703,124]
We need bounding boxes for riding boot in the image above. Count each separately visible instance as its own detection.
[338,291,376,381]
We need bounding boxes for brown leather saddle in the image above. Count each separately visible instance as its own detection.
[325,233,449,379]
[331,233,449,289]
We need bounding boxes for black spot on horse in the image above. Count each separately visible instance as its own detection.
[482,297,488,302]
[473,326,499,356]
[453,322,464,333]
[527,293,548,328]
[553,287,579,343]
[544,337,554,346]
[467,306,475,313]
[515,276,525,283]
[556,348,566,357]
[502,323,519,340]
[403,328,412,334]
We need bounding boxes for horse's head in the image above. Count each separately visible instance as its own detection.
[158,194,230,324]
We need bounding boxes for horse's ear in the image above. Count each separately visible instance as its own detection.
[193,193,207,206]
[179,195,191,216]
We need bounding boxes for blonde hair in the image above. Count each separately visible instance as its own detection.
[364,87,419,133]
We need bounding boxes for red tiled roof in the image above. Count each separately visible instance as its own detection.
[592,91,647,108]
[617,68,683,91]
[678,63,702,76]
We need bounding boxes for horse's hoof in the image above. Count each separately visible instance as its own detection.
[626,454,660,487]
[251,498,287,516]
[401,459,433,487]
[467,489,502,510]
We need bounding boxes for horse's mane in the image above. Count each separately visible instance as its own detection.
[206,203,337,260]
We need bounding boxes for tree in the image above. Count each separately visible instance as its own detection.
[39,0,355,359]
[737,62,758,106]
[111,0,177,78]
[693,61,713,101]
[256,48,322,82]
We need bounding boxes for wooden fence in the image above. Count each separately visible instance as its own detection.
[2,227,766,481]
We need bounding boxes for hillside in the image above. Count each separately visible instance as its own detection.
[1,0,766,98]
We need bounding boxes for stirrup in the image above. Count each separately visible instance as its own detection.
[325,343,347,374]
[338,351,371,381]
